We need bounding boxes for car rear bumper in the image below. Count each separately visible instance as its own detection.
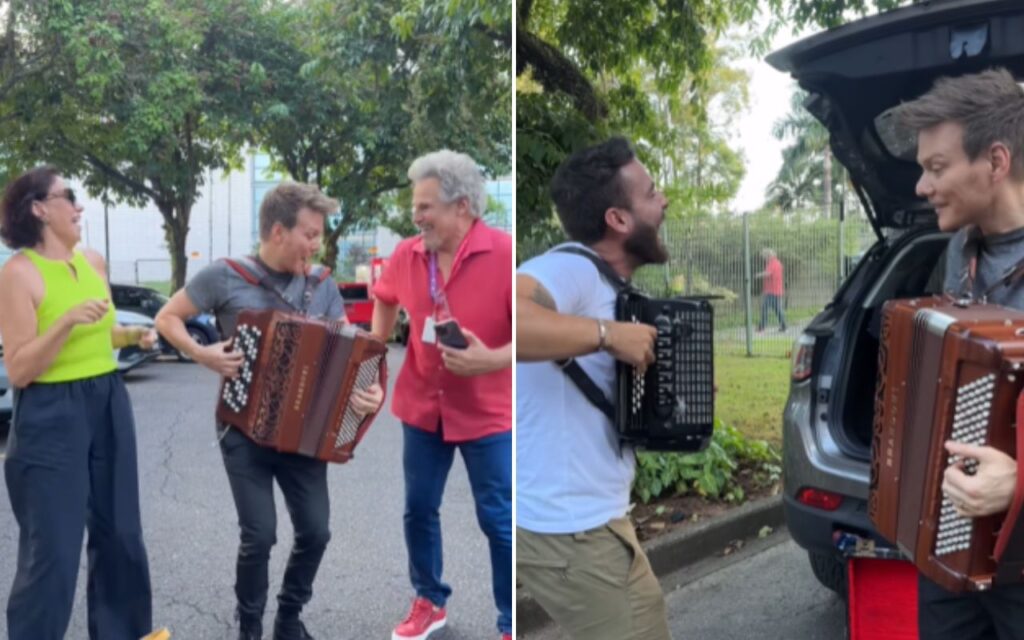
[117,348,160,373]
[785,492,875,555]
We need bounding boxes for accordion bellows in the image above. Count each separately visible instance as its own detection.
[215,309,388,463]
[870,296,1024,592]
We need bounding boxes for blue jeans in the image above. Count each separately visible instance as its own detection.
[758,294,787,330]
[402,424,512,635]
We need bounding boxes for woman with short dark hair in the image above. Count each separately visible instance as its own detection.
[0,166,158,640]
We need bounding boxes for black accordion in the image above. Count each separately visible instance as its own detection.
[615,290,715,452]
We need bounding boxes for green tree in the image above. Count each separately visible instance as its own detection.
[250,0,511,269]
[515,0,910,260]
[0,0,273,291]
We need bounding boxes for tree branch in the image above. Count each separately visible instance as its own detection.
[80,150,161,202]
[519,0,535,26]
[475,22,511,49]
[516,26,606,122]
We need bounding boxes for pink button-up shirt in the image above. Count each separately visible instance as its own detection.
[372,220,512,442]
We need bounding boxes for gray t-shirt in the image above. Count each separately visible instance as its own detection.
[185,257,345,336]
[943,226,1024,309]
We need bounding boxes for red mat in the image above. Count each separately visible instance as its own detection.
[847,557,918,640]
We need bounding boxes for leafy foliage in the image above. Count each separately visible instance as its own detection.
[516,0,914,255]
[250,0,512,267]
[767,89,848,213]
[0,0,267,290]
[633,419,781,504]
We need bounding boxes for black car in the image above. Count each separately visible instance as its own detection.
[767,0,1024,597]
[110,283,220,361]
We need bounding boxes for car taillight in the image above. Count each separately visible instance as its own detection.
[791,333,814,381]
[797,487,844,511]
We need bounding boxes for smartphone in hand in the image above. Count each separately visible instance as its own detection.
[435,319,469,350]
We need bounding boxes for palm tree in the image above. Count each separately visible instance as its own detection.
[767,89,843,216]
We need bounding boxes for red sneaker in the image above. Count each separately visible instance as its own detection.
[392,597,447,640]
[501,634,512,640]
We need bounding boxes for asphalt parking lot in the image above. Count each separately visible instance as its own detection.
[0,347,500,639]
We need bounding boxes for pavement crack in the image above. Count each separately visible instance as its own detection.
[159,591,234,635]
[155,407,188,508]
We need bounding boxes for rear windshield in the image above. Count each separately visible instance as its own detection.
[874,107,917,162]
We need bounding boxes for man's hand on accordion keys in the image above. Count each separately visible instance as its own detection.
[942,440,1017,518]
[350,383,384,418]
[604,320,657,373]
[196,339,245,379]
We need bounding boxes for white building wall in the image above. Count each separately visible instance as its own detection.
[73,160,256,286]
[64,156,508,288]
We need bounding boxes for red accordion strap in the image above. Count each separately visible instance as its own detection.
[993,389,1024,561]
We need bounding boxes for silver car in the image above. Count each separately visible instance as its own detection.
[768,0,1024,597]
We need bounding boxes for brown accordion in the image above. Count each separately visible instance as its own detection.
[870,296,1024,592]
[214,309,387,463]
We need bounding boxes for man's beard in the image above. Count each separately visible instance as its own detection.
[624,217,668,266]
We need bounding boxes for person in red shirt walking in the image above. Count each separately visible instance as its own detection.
[755,248,787,332]
[371,150,512,640]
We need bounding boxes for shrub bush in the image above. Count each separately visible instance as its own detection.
[633,418,781,504]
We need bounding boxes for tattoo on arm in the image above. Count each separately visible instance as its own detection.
[531,284,556,310]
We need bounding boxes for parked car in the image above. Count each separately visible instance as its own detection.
[337,281,410,345]
[767,0,1024,597]
[114,309,162,372]
[110,283,220,361]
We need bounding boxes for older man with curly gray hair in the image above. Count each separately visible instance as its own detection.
[372,149,513,640]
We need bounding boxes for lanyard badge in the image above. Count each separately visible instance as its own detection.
[429,252,453,321]
[423,253,452,345]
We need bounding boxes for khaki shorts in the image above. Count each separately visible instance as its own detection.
[517,517,671,640]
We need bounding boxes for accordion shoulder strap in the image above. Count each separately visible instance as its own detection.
[223,256,331,314]
[548,246,625,423]
[560,359,615,421]
[552,245,632,293]
[993,389,1024,576]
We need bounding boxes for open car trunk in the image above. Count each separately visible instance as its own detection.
[767,0,1024,234]
[830,230,951,457]
[768,0,1024,457]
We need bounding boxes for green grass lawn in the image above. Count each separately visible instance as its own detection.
[714,352,790,449]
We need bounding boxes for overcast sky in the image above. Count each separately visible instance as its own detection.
[730,24,803,214]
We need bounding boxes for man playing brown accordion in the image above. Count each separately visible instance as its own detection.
[895,68,1024,639]
[516,136,672,640]
[155,182,383,640]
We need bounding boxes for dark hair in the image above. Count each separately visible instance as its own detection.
[0,166,59,249]
[259,182,339,240]
[550,136,636,244]
[895,67,1024,179]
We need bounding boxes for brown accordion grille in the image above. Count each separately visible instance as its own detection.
[253,322,300,444]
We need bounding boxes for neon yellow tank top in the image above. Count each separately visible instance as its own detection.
[23,249,117,382]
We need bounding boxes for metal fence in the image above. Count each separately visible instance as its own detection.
[632,212,876,357]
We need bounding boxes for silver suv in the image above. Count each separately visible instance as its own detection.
[768,0,1024,596]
